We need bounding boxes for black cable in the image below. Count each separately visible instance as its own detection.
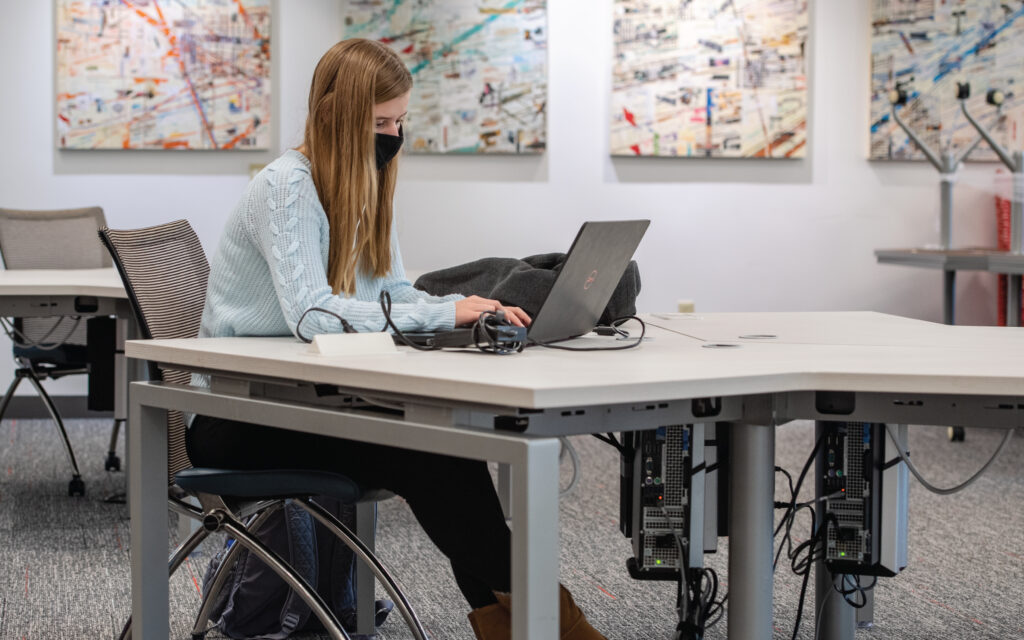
[605,432,621,448]
[662,500,727,640]
[704,591,726,629]
[773,433,825,570]
[770,433,833,640]
[377,290,440,351]
[377,290,524,354]
[776,466,795,502]
[294,306,357,343]
[590,433,621,451]
[529,316,646,351]
[833,574,875,608]
[665,506,704,639]
[789,508,829,640]
[471,309,525,355]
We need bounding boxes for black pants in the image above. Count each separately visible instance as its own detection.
[186,415,511,609]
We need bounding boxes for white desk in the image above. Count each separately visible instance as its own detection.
[126,313,1024,640]
[0,267,128,299]
[0,268,134,481]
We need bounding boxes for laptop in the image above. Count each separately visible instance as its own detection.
[397,219,650,348]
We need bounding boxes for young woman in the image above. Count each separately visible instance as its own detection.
[186,39,605,639]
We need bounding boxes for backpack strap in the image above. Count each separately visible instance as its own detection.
[274,499,318,637]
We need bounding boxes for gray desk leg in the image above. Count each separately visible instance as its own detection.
[856,588,875,628]
[728,423,775,640]
[814,423,855,640]
[498,463,512,519]
[510,438,561,640]
[943,270,956,325]
[355,501,377,636]
[130,396,170,640]
[115,314,129,423]
[1008,274,1022,327]
[815,569,855,640]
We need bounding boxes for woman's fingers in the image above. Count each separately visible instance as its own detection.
[456,297,532,329]
[499,306,531,327]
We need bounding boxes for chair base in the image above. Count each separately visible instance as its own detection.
[0,366,86,496]
[68,475,85,497]
[106,418,123,471]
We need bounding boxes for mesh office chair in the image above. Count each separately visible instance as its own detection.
[0,206,124,496]
[99,220,428,640]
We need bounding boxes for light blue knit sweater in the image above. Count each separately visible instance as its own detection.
[197,149,463,343]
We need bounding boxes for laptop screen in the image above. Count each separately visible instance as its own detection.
[527,219,649,344]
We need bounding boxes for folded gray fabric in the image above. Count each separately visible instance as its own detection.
[414,253,641,326]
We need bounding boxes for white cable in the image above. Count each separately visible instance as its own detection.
[813,581,834,640]
[358,396,405,412]
[884,423,1013,496]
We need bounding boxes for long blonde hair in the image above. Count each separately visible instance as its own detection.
[303,38,412,295]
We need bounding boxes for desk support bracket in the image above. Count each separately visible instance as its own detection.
[783,391,1024,429]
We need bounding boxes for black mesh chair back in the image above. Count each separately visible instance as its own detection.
[98,220,209,483]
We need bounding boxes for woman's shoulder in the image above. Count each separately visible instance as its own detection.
[254,149,313,188]
[236,150,323,229]
[248,150,319,207]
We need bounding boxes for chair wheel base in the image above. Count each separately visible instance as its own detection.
[948,426,966,442]
[68,476,85,497]
[105,452,122,472]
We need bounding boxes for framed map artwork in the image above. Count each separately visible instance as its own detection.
[611,0,808,159]
[343,0,547,154]
[56,0,271,150]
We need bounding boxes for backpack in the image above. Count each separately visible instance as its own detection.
[199,497,388,639]
[414,253,642,326]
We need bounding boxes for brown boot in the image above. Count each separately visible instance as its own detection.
[467,600,511,640]
[558,584,607,640]
[488,586,607,639]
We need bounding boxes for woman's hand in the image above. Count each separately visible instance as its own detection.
[454,296,532,328]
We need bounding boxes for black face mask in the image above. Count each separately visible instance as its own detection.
[375,128,404,170]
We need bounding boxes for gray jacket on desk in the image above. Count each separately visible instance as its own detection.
[413,253,641,325]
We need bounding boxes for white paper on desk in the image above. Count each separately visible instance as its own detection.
[308,332,400,357]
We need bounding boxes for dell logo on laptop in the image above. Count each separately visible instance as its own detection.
[584,270,598,290]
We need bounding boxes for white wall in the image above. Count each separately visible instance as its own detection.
[0,0,1005,396]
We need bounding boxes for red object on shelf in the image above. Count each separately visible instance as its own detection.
[995,169,1023,326]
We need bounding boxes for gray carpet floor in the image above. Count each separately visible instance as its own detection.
[0,417,1021,639]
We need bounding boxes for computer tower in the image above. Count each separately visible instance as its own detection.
[620,424,707,579]
[817,422,909,577]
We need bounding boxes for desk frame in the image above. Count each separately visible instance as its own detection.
[0,290,138,465]
[875,248,1024,326]
[128,365,1023,640]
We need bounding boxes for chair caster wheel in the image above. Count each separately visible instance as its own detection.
[948,426,965,442]
[105,452,122,472]
[68,476,86,497]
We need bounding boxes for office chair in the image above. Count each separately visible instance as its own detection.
[0,206,124,496]
[98,220,428,640]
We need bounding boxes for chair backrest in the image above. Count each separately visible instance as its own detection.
[0,207,110,347]
[99,220,210,483]
[0,206,111,269]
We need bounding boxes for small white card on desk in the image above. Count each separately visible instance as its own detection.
[308,332,399,357]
